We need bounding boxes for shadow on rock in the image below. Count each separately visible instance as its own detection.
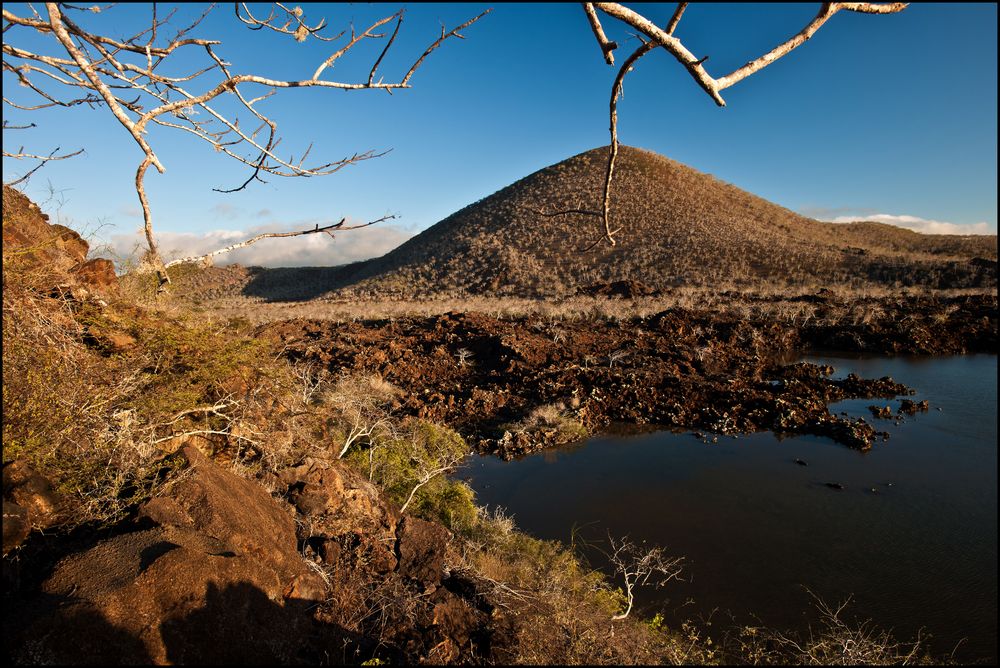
[160,581,348,665]
[5,591,153,665]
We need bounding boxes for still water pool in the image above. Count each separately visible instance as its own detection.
[460,355,997,662]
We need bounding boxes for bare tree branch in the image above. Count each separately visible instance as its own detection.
[582,3,618,65]
[45,2,165,172]
[665,2,688,36]
[401,9,492,86]
[604,533,685,621]
[577,2,908,247]
[400,463,456,514]
[4,4,488,287]
[2,145,84,187]
[235,3,339,43]
[162,214,397,269]
[598,39,658,246]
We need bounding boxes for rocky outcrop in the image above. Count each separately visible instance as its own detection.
[2,460,61,555]
[3,185,118,295]
[2,186,87,274]
[73,258,119,294]
[7,445,332,664]
[396,515,450,588]
[5,442,512,664]
[280,456,397,539]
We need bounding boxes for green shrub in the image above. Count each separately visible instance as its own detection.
[344,417,473,528]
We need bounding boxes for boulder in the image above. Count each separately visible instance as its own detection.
[282,457,398,539]
[142,445,312,585]
[2,459,61,532]
[73,258,119,294]
[7,445,332,664]
[396,515,450,588]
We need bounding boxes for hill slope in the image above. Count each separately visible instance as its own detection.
[324,146,994,298]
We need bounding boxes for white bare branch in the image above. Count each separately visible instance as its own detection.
[162,214,396,269]
[2,145,84,186]
[605,533,685,621]
[400,463,457,514]
[582,3,618,65]
[4,4,488,287]
[235,3,339,43]
[577,2,908,248]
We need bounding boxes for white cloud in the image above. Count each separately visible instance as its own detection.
[104,221,412,268]
[823,213,993,236]
[799,206,878,220]
[209,202,243,220]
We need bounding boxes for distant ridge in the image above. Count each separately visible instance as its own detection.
[324,146,994,297]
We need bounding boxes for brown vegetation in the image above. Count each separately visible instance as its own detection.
[165,146,996,301]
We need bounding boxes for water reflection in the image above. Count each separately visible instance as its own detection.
[460,355,997,662]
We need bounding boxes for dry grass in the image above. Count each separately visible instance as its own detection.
[162,146,996,302]
[162,281,994,332]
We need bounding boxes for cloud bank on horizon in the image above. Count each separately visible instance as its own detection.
[821,213,993,236]
[104,222,413,269]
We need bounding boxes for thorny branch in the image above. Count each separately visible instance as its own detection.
[2,144,84,186]
[162,214,397,269]
[3,3,490,289]
[235,3,339,43]
[605,533,684,621]
[566,2,907,248]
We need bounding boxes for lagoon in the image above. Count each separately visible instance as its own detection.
[460,355,998,662]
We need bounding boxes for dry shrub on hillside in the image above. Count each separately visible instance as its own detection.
[720,591,939,666]
[3,263,150,524]
[316,147,996,299]
[323,373,400,460]
[448,507,718,665]
[2,251,313,525]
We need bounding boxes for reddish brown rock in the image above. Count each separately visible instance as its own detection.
[7,445,333,664]
[153,445,308,582]
[432,595,479,648]
[396,515,450,587]
[282,456,398,539]
[2,186,89,275]
[319,532,398,574]
[899,399,930,415]
[3,459,60,530]
[50,224,89,265]
[73,257,119,293]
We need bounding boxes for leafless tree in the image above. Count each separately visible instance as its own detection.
[455,347,474,368]
[399,438,468,513]
[769,590,931,665]
[605,533,685,620]
[3,3,488,289]
[555,3,908,250]
[323,374,398,460]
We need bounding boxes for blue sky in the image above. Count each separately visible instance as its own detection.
[3,3,997,267]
